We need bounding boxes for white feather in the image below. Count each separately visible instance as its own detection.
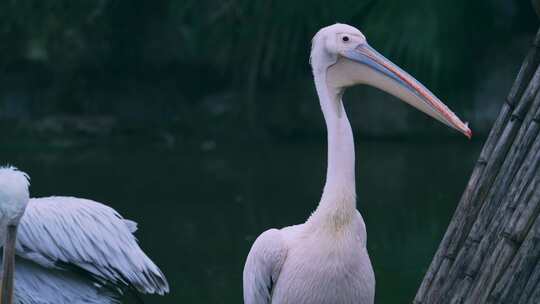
[16,196,169,295]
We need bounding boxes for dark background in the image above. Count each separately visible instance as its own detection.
[1,1,539,304]
[0,0,537,142]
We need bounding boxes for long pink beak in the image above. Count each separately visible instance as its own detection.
[343,43,472,138]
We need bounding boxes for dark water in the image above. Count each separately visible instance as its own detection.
[1,138,481,303]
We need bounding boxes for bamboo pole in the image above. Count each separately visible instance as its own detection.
[414,24,540,304]
[444,79,540,304]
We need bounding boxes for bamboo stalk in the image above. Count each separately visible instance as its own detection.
[414,26,540,304]
[465,164,540,303]
[438,87,540,302]
[492,176,540,303]
[520,255,540,303]
[443,140,540,303]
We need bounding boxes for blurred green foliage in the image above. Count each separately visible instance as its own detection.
[0,0,537,138]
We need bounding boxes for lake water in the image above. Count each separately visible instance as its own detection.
[0,138,482,303]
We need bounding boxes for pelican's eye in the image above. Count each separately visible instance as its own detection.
[342,36,350,42]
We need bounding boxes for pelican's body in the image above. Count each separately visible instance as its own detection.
[265,212,374,304]
[243,24,471,304]
[0,168,169,304]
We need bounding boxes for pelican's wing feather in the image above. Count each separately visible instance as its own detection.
[243,229,287,304]
[11,256,118,304]
[15,196,169,295]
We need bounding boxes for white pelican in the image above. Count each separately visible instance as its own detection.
[243,24,471,304]
[0,166,169,304]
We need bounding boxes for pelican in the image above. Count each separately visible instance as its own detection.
[243,24,471,304]
[0,167,169,304]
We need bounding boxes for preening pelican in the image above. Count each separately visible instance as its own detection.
[243,24,471,304]
[0,167,169,304]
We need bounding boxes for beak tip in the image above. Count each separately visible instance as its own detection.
[463,126,472,139]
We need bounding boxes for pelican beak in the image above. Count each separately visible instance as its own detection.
[1,225,17,304]
[335,43,471,138]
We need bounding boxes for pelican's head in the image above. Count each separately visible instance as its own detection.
[0,166,30,226]
[0,167,29,302]
[310,23,471,138]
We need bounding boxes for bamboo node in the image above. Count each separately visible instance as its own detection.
[476,158,488,166]
[510,113,525,122]
[464,271,476,279]
[443,254,456,261]
[467,237,481,244]
[505,96,517,109]
[506,204,516,212]
[502,231,521,248]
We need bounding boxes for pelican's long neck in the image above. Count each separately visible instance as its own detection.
[309,71,357,227]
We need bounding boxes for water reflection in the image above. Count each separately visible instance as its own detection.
[0,138,481,303]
